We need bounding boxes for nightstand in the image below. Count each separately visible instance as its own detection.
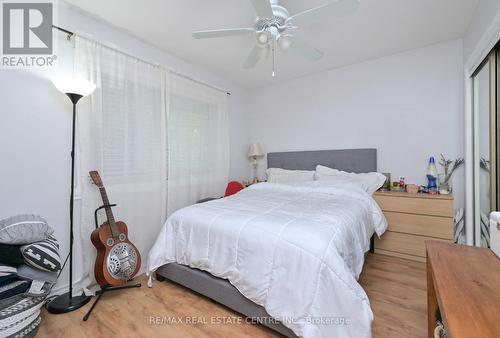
[373,191,454,262]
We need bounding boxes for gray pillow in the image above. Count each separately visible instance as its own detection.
[17,265,58,284]
[0,215,53,245]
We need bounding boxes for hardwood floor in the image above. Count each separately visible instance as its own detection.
[360,253,427,338]
[38,254,427,338]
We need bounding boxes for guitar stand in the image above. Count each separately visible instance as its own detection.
[83,282,141,321]
[83,204,142,322]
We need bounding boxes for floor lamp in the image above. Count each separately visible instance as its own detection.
[47,78,96,314]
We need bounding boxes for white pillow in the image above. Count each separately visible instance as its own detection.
[266,168,315,184]
[315,175,369,192]
[315,165,386,194]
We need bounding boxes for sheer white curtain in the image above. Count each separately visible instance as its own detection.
[167,74,229,214]
[74,35,168,291]
[72,35,229,292]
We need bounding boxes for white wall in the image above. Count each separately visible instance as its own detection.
[0,3,250,292]
[249,39,465,208]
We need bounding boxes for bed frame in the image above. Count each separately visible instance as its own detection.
[155,148,378,338]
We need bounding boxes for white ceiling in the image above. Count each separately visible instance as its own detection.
[63,0,479,89]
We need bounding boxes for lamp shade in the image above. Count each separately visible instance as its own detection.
[52,77,96,97]
[248,143,263,158]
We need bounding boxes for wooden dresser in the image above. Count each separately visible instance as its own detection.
[373,191,454,262]
[426,241,500,338]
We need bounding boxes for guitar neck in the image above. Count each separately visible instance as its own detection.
[98,187,119,237]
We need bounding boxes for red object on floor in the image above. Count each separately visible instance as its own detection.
[224,181,245,197]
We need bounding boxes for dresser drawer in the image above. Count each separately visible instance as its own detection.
[375,231,449,258]
[384,211,453,240]
[374,195,453,217]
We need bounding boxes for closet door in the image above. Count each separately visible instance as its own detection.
[472,51,498,248]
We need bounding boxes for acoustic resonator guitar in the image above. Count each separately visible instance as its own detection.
[89,171,141,286]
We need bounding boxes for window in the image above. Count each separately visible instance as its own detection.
[168,95,210,177]
[166,74,229,214]
[101,73,162,177]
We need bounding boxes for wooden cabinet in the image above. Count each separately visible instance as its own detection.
[373,191,454,262]
[426,241,500,338]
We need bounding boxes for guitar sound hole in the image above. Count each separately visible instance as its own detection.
[107,238,114,246]
[119,233,126,241]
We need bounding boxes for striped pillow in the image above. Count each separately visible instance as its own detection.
[20,236,61,272]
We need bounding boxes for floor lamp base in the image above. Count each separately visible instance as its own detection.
[46,292,91,314]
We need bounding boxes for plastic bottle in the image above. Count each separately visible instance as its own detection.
[426,157,438,194]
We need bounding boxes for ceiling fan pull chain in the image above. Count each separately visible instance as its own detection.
[272,38,276,77]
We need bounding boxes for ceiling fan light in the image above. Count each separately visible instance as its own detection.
[257,32,269,44]
[278,35,292,51]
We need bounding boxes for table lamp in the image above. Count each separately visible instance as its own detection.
[248,143,264,184]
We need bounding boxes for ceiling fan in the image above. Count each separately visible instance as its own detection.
[192,0,360,77]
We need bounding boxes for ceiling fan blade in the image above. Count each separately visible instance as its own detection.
[289,0,359,24]
[250,0,274,18]
[243,45,263,69]
[192,28,254,39]
[289,37,324,61]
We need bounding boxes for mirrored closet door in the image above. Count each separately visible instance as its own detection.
[472,45,499,247]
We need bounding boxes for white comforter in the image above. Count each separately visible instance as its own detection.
[147,182,387,338]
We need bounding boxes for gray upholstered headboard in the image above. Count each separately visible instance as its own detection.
[267,149,377,173]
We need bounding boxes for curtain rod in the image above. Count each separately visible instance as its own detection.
[169,70,232,96]
[52,25,73,37]
[51,25,231,96]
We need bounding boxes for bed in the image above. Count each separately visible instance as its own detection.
[147,149,386,338]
